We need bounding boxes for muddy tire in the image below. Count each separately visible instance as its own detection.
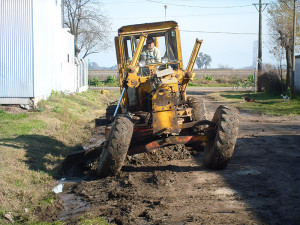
[187,96,207,122]
[96,116,133,178]
[203,105,239,170]
[186,97,207,151]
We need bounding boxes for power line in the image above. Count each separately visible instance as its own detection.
[101,1,144,4]
[174,12,257,17]
[181,30,261,35]
[145,0,253,8]
[100,29,271,36]
[111,12,257,20]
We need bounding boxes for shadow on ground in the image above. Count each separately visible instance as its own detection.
[217,134,300,224]
[0,135,79,178]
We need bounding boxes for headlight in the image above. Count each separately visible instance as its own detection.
[139,60,146,67]
[162,57,168,64]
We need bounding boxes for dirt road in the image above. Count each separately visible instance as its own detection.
[59,92,300,224]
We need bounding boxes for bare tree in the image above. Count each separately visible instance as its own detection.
[64,0,111,58]
[269,45,285,81]
[196,52,212,69]
[268,0,299,95]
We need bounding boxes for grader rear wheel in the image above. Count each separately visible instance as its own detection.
[96,116,133,178]
[187,96,207,122]
[203,105,239,170]
[187,96,207,151]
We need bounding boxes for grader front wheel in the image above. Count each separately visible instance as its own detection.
[203,105,239,170]
[96,116,133,178]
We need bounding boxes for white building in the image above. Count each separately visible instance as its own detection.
[0,0,88,107]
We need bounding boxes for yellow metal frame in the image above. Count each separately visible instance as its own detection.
[114,21,203,134]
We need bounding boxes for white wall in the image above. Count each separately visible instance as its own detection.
[33,0,77,97]
[0,0,87,105]
[60,28,77,93]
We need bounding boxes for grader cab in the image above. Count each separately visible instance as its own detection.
[96,21,240,178]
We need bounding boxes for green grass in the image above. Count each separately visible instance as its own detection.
[0,90,119,224]
[0,110,47,137]
[188,77,233,87]
[91,77,234,87]
[215,91,300,116]
[90,75,120,87]
[188,82,232,87]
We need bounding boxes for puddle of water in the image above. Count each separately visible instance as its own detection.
[53,183,64,193]
[53,177,90,221]
[52,178,82,193]
[58,192,89,221]
[53,178,65,193]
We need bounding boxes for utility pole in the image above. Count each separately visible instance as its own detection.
[258,0,262,73]
[164,5,168,21]
[253,0,268,91]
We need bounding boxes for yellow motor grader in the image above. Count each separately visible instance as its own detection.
[95,21,239,178]
[62,21,239,178]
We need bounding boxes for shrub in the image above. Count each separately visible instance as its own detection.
[104,75,119,86]
[204,75,213,81]
[247,74,254,83]
[106,75,117,83]
[257,71,282,94]
[90,77,101,86]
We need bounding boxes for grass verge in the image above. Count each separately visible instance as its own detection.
[0,89,119,224]
[188,77,234,87]
[91,77,235,88]
[210,91,300,116]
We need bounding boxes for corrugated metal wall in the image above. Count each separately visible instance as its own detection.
[0,0,34,97]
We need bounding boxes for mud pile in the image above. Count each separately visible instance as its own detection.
[125,144,193,165]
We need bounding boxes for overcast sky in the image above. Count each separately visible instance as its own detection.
[85,0,277,69]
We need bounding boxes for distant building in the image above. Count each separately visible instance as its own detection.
[0,0,88,107]
[296,55,300,95]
